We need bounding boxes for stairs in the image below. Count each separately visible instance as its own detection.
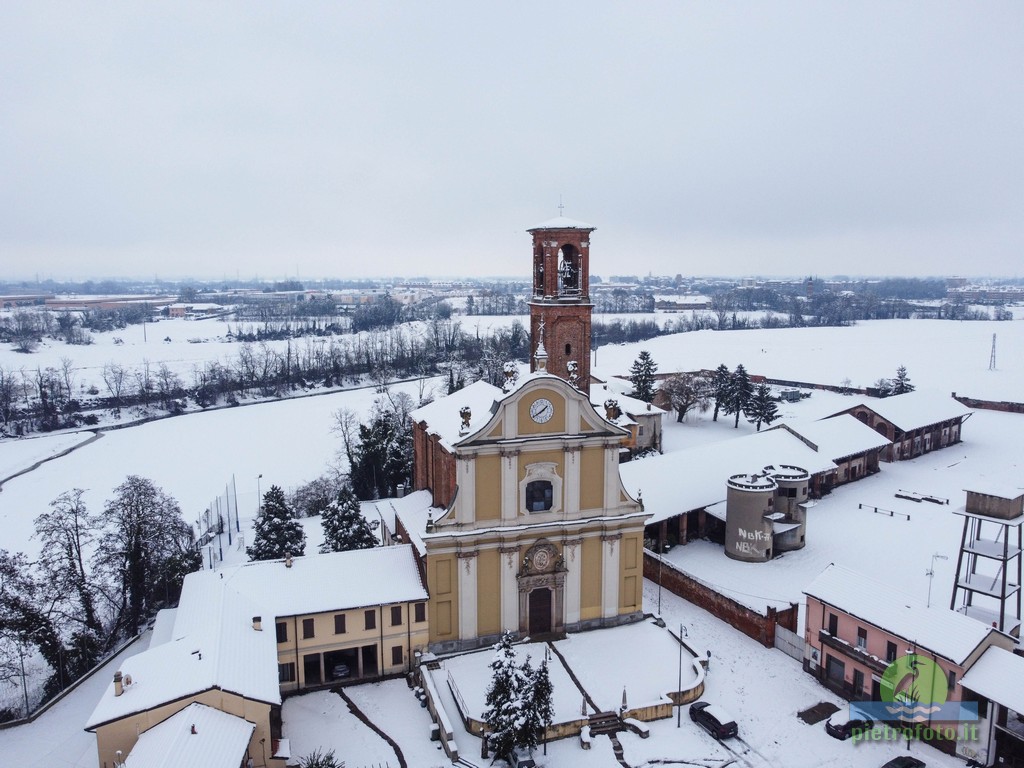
[588,710,622,736]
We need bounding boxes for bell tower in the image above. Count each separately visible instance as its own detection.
[527,215,594,394]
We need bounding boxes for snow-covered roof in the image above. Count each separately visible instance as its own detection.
[772,414,891,461]
[87,546,426,730]
[961,645,1024,712]
[124,702,254,768]
[370,491,442,554]
[150,608,178,647]
[803,563,998,665]
[201,544,428,619]
[620,429,836,525]
[410,380,502,449]
[527,216,594,231]
[833,391,972,432]
[590,383,666,419]
[86,584,280,729]
[963,484,1024,502]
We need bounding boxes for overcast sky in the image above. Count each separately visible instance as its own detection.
[2,3,1021,281]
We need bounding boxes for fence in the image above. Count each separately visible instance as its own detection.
[774,624,805,662]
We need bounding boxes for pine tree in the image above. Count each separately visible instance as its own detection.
[482,632,527,761]
[723,364,754,428]
[320,484,377,553]
[891,365,915,395]
[530,655,555,754]
[247,485,306,561]
[628,350,658,403]
[710,363,731,422]
[745,382,779,431]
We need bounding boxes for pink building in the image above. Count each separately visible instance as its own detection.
[803,564,1016,758]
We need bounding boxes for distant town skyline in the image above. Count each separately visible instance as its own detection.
[3,3,1022,281]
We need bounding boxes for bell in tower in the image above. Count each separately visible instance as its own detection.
[527,214,595,394]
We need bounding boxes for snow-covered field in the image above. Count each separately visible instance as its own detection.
[0,317,1021,767]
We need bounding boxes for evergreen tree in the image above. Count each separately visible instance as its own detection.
[628,350,658,403]
[891,365,915,395]
[349,397,413,500]
[873,377,893,397]
[530,654,555,754]
[745,382,779,432]
[320,484,377,553]
[92,476,198,637]
[723,364,754,428]
[247,485,306,561]
[483,632,527,761]
[710,363,731,422]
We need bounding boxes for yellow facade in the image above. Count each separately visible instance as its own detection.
[93,691,282,768]
[276,600,430,692]
[420,375,650,652]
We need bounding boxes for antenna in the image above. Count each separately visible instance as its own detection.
[989,333,996,371]
[558,195,564,217]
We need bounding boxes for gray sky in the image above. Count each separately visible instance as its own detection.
[2,2,1021,281]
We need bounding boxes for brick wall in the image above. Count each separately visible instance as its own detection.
[644,551,797,647]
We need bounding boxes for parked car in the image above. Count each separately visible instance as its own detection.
[505,748,536,768]
[330,663,351,679]
[689,701,739,740]
[825,716,874,740]
[880,757,926,768]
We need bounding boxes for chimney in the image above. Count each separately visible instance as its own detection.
[252,616,262,631]
[191,724,197,734]
[113,670,124,697]
[285,555,293,568]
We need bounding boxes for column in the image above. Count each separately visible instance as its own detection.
[457,551,478,642]
[564,446,581,515]
[500,546,519,633]
[601,533,621,620]
[500,450,519,521]
[563,538,582,626]
[456,456,475,524]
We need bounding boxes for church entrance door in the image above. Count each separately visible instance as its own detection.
[528,588,552,635]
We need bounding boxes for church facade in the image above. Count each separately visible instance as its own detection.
[401,217,650,653]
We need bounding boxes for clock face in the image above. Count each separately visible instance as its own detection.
[529,398,554,423]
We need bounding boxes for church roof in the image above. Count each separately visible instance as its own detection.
[528,216,594,231]
[410,380,503,449]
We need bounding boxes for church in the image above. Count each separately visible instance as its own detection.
[395,216,651,652]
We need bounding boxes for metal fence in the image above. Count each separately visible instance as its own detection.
[774,623,805,662]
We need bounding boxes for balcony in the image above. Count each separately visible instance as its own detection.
[818,630,889,675]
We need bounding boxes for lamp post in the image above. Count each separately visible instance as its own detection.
[676,624,684,727]
[926,552,948,608]
[256,474,263,516]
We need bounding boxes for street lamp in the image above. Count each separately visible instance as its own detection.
[676,623,684,728]
[926,552,948,608]
[256,474,263,516]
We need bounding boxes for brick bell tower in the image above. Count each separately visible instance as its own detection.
[527,214,594,395]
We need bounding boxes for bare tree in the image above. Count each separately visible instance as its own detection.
[661,372,712,423]
[101,362,128,405]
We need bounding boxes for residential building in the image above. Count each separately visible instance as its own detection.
[803,563,1017,756]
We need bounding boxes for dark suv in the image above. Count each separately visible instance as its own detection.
[689,701,739,740]
[825,716,874,740]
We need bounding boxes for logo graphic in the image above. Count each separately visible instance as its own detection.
[851,653,977,726]
[878,654,947,722]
